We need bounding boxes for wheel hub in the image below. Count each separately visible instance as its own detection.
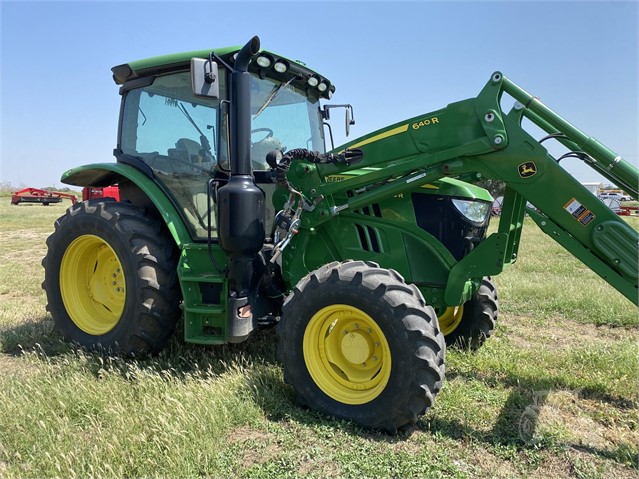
[60,235,126,335]
[303,304,392,404]
[341,330,373,365]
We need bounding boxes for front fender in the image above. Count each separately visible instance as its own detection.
[61,163,192,247]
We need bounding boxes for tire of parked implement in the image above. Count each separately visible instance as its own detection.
[42,199,181,354]
[277,260,446,433]
[444,276,498,350]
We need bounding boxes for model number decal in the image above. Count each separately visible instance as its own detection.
[412,117,440,130]
[406,172,427,184]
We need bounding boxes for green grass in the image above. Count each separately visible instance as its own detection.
[489,216,638,327]
[0,201,637,478]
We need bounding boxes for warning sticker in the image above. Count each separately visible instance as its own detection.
[564,198,596,227]
[579,211,595,226]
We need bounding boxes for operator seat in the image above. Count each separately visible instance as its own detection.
[169,138,204,163]
[177,138,202,159]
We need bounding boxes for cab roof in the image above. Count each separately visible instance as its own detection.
[111,46,335,99]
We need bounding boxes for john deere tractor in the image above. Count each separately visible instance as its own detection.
[43,36,638,433]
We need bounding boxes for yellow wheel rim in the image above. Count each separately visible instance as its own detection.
[60,235,126,335]
[303,304,391,405]
[437,306,464,336]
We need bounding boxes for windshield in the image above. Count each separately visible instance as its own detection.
[248,75,325,170]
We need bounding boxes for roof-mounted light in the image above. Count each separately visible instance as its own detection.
[307,76,319,87]
[256,55,272,68]
[273,61,288,73]
[318,82,328,92]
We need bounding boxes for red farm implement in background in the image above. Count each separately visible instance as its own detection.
[11,188,78,206]
[81,186,120,202]
[618,205,639,216]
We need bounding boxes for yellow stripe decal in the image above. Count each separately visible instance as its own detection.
[348,124,409,150]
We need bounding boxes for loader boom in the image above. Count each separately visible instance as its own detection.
[280,72,638,305]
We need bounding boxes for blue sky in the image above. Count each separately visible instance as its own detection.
[1,0,637,188]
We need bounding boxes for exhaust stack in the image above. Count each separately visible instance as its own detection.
[217,36,266,343]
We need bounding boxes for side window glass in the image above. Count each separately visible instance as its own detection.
[120,71,226,239]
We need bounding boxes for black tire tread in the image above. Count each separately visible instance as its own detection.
[445,276,498,350]
[277,260,446,433]
[42,200,181,355]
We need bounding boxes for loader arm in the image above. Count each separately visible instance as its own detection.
[282,72,638,305]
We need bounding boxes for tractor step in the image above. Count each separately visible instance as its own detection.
[178,244,228,344]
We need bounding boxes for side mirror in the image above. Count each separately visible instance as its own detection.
[191,58,219,99]
[321,104,356,137]
[345,106,355,137]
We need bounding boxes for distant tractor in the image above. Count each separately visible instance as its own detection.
[42,37,638,433]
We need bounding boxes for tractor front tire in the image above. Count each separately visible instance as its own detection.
[42,200,181,355]
[277,261,446,433]
[440,277,498,350]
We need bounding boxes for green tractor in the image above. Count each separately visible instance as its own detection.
[43,36,638,433]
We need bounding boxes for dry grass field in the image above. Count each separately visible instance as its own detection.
[0,200,637,478]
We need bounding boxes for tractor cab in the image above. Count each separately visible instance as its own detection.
[113,47,332,240]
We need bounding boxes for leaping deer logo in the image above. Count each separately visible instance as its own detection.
[518,162,537,178]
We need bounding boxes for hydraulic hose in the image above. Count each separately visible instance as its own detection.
[270,148,364,193]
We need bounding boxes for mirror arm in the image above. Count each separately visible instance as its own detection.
[210,51,235,73]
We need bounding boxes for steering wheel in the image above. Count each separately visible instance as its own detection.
[251,128,274,144]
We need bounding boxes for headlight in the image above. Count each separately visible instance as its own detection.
[451,199,491,224]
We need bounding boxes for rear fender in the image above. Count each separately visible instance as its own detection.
[61,163,192,247]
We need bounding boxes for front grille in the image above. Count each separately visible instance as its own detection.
[411,193,489,261]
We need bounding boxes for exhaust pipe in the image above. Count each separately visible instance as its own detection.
[231,35,260,176]
[217,36,266,343]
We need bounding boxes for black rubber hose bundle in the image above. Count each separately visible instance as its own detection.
[267,148,364,192]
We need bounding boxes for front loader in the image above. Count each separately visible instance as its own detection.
[42,36,638,433]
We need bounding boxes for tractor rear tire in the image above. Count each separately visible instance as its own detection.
[42,200,181,355]
[441,277,498,350]
[277,260,446,433]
